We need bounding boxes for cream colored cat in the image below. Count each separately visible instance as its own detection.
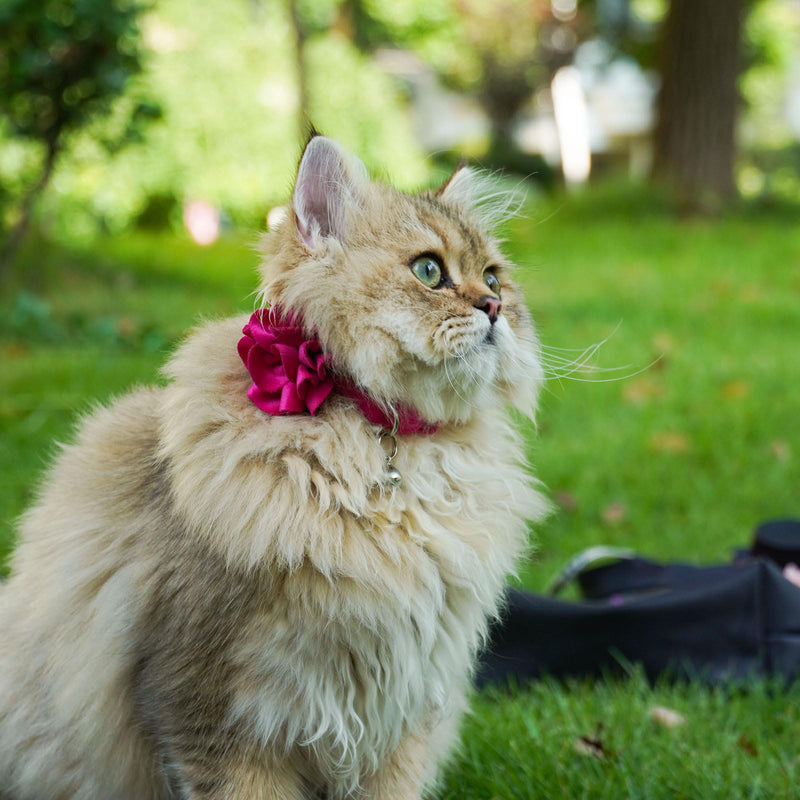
[0,136,548,799]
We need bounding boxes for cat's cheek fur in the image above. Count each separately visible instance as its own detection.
[495,312,545,420]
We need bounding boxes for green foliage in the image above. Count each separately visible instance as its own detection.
[0,0,152,256]
[741,0,800,149]
[0,0,146,145]
[15,0,430,240]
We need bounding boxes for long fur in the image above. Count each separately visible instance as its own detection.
[0,137,548,799]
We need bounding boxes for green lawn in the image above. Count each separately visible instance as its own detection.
[2,186,800,798]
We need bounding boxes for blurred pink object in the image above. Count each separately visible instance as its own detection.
[783,562,800,589]
[183,200,220,245]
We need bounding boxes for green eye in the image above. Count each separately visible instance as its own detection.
[485,270,501,295]
[410,255,442,288]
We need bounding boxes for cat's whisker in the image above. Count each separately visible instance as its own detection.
[538,325,632,381]
[541,343,608,353]
[443,355,473,408]
[450,349,487,391]
[543,355,663,383]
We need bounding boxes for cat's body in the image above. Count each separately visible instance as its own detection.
[0,137,547,799]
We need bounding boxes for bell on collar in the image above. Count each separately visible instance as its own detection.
[385,466,402,487]
[379,406,403,487]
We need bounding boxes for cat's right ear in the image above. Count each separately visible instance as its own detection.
[436,161,523,232]
[293,136,368,249]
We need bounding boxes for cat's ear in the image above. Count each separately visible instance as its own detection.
[293,136,368,249]
[437,163,522,231]
[435,161,476,206]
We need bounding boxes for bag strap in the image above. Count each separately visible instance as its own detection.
[548,546,636,595]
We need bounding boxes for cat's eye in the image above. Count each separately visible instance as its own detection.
[410,255,442,288]
[484,270,501,296]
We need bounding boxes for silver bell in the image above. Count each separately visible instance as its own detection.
[386,467,403,487]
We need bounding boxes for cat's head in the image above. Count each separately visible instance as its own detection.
[258,136,543,426]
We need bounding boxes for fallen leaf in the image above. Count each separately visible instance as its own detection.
[737,734,758,758]
[770,440,791,462]
[739,283,763,302]
[652,331,675,354]
[650,432,692,454]
[721,380,750,400]
[574,723,615,760]
[574,736,608,760]
[116,315,140,338]
[601,502,628,526]
[0,342,30,358]
[622,378,664,407]
[554,489,578,512]
[650,705,686,729]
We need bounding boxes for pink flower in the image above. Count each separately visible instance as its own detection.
[238,308,333,416]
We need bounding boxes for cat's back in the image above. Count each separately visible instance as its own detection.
[3,383,166,600]
[0,385,170,799]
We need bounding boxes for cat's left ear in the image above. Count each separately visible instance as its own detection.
[293,136,368,249]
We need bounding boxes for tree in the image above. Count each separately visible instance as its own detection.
[0,0,147,270]
[651,0,747,212]
[328,0,571,172]
[456,0,550,163]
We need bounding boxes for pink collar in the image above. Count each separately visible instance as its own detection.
[237,308,440,436]
[335,379,440,436]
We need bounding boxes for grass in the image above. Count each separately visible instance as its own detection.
[2,184,800,797]
[440,675,800,799]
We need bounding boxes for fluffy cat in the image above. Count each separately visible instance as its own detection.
[0,136,548,799]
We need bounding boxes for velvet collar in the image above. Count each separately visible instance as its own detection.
[237,308,440,436]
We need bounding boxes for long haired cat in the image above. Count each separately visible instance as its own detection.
[0,136,548,799]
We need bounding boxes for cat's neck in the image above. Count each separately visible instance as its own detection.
[334,378,440,436]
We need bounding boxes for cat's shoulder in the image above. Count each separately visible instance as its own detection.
[162,315,247,395]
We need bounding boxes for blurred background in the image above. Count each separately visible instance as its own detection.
[2,5,800,795]
[2,0,800,247]
[1,0,799,573]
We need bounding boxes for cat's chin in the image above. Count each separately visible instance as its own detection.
[339,318,541,428]
[397,349,526,428]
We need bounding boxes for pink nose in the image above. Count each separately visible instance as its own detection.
[477,295,501,324]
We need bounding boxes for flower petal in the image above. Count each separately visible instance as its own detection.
[305,381,334,416]
[240,307,334,418]
[275,343,300,382]
[247,384,283,416]
[279,382,305,414]
[246,347,285,392]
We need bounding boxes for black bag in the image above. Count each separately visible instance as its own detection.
[477,519,800,686]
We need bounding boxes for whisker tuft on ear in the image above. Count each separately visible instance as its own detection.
[438,167,528,232]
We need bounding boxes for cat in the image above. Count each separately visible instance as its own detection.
[0,135,548,799]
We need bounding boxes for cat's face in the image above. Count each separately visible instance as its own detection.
[259,137,542,426]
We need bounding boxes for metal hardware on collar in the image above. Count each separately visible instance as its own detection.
[379,405,402,487]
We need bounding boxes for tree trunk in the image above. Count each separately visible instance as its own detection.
[652,0,746,213]
[0,137,60,274]
[287,0,309,144]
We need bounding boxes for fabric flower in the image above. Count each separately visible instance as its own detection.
[238,307,333,416]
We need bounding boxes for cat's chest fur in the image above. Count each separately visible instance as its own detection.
[157,318,542,787]
[213,448,527,792]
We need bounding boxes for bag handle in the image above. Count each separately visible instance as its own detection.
[548,546,637,595]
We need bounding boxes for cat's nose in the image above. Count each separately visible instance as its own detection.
[477,295,501,324]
